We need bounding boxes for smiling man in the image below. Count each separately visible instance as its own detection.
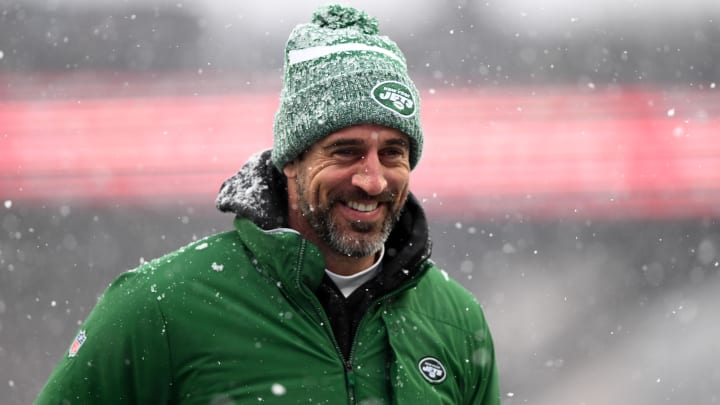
[37,4,500,404]
[284,125,412,274]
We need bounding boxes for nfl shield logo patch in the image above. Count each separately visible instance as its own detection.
[68,330,87,358]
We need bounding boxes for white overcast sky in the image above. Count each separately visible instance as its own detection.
[32,0,720,29]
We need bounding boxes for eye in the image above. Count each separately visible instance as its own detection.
[380,146,408,161]
[383,148,403,156]
[331,147,362,160]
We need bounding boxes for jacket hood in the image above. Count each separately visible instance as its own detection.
[216,149,289,230]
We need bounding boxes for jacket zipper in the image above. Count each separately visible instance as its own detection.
[303,290,357,404]
[287,242,431,404]
[291,241,358,405]
[343,267,429,401]
[245,241,355,403]
[346,262,431,364]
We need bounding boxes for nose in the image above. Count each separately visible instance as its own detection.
[351,153,387,196]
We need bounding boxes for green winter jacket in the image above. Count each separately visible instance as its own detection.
[36,150,500,404]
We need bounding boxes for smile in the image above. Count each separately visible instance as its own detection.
[346,201,379,212]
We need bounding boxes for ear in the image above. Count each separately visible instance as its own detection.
[283,160,298,179]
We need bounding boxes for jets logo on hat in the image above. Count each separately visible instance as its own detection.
[68,330,87,358]
[371,81,416,117]
[418,356,447,383]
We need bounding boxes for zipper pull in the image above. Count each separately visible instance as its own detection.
[346,364,356,403]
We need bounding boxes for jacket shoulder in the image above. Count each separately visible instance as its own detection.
[409,263,489,332]
[122,230,244,284]
[35,230,249,404]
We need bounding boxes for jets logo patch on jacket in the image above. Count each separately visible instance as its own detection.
[418,356,446,383]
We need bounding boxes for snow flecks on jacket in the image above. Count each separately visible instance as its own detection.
[472,346,493,367]
[216,150,272,216]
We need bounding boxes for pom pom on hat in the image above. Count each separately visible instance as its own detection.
[311,4,379,34]
[272,4,423,171]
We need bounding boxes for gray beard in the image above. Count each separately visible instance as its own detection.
[295,180,403,258]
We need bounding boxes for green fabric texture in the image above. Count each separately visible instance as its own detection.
[272,4,424,171]
[35,219,499,404]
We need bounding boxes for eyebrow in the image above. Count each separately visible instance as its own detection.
[322,138,364,151]
[322,137,410,151]
[384,138,410,149]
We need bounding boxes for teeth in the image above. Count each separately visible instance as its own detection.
[347,201,378,212]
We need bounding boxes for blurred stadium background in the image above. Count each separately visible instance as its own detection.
[1,0,719,403]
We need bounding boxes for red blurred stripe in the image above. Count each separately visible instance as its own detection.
[2,85,719,219]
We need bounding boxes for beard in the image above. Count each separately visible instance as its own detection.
[294,176,405,258]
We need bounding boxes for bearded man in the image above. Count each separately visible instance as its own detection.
[37,4,500,404]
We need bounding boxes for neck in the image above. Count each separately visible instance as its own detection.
[321,248,377,276]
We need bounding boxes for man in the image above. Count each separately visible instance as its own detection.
[36,4,500,404]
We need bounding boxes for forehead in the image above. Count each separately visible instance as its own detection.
[316,125,410,147]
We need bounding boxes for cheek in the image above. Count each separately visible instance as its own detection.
[385,175,410,210]
[396,186,410,208]
[388,169,411,192]
[313,168,352,193]
[303,171,335,205]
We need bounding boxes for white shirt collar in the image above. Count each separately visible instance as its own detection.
[325,246,385,298]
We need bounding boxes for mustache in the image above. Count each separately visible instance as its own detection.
[330,189,398,204]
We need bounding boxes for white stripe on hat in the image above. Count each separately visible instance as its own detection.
[288,43,405,66]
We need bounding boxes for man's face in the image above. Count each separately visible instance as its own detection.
[284,124,411,258]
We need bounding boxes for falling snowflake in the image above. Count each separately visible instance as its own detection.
[271,383,287,396]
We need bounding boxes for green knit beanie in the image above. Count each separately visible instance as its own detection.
[272,4,423,171]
